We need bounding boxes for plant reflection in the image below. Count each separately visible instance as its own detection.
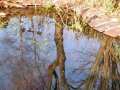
[85,37,120,90]
[48,23,69,90]
[0,8,120,90]
[11,16,49,90]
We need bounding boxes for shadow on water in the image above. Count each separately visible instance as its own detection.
[0,7,120,90]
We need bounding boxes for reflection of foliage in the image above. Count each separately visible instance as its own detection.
[1,2,120,90]
[37,5,76,27]
[113,43,120,61]
[48,23,69,90]
[84,38,120,90]
[31,39,49,50]
[0,17,8,28]
[68,20,83,31]
[11,59,49,90]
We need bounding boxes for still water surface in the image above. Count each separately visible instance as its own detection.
[0,14,119,90]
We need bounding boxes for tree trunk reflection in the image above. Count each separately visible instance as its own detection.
[48,23,69,90]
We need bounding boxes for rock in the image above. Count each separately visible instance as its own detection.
[104,28,120,37]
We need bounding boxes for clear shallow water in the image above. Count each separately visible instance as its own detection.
[0,15,119,90]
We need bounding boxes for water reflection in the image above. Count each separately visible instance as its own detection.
[48,23,69,90]
[85,38,120,90]
[0,16,56,90]
[0,15,119,90]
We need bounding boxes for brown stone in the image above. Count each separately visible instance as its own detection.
[104,28,120,37]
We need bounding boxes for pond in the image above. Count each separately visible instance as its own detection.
[0,7,120,90]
